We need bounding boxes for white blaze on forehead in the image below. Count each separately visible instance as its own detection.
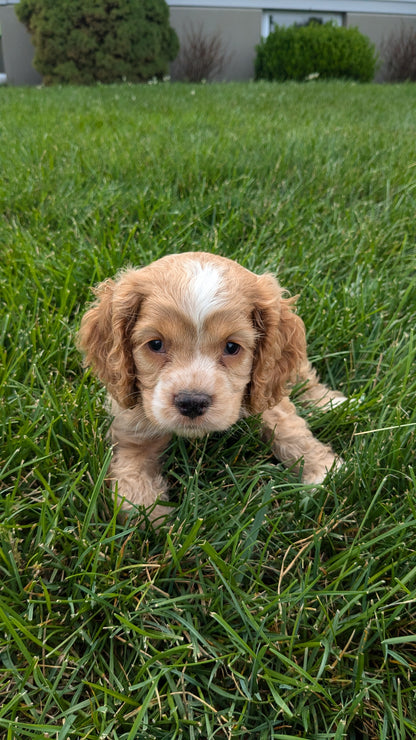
[182,260,225,328]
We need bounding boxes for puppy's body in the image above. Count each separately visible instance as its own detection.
[79,252,345,521]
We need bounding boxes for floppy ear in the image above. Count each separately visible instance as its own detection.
[247,273,307,414]
[77,270,145,408]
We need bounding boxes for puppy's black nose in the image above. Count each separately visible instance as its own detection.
[174,391,212,419]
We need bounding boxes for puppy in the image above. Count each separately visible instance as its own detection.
[78,252,346,522]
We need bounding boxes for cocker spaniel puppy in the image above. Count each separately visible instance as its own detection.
[78,252,346,522]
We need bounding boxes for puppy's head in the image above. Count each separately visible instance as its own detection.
[78,253,306,435]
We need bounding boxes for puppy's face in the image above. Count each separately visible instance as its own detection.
[78,253,306,435]
[131,260,257,435]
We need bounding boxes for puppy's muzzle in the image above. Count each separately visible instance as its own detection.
[174,391,212,419]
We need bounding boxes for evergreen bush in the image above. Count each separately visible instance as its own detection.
[255,22,377,83]
[16,0,179,85]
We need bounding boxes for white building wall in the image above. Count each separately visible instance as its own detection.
[168,1,416,81]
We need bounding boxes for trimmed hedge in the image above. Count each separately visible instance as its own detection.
[16,0,179,85]
[255,22,377,83]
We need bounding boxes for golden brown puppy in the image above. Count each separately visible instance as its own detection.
[78,252,346,522]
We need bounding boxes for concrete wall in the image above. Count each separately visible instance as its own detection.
[0,3,42,85]
[1,1,415,85]
[169,7,262,80]
[347,13,416,79]
[169,5,416,81]
[0,36,5,73]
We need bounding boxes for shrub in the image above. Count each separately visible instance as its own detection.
[381,24,416,81]
[171,22,232,82]
[15,0,179,85]
[255,22,377,83]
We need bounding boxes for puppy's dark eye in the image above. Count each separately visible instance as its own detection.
[148,339,164,353]
[224,341,241,356]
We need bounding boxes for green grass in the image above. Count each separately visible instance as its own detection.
[0,79,415,739]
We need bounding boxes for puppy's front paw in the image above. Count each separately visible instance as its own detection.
[301,453,344,486]
[146,500,175,526]
[112,472,172,526]
[326,394,348,410]
[314,391,348,412]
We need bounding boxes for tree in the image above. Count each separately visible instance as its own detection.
[16,0,179,84]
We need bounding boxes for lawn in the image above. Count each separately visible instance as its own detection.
[0,80,415,739]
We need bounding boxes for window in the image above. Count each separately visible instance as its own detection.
[261,10,344,38]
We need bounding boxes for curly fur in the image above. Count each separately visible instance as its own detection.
[78,252,346,523]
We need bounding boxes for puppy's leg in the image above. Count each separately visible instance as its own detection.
[109,435,172,524]
[262,397,341,485]
[295,359,347,410]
